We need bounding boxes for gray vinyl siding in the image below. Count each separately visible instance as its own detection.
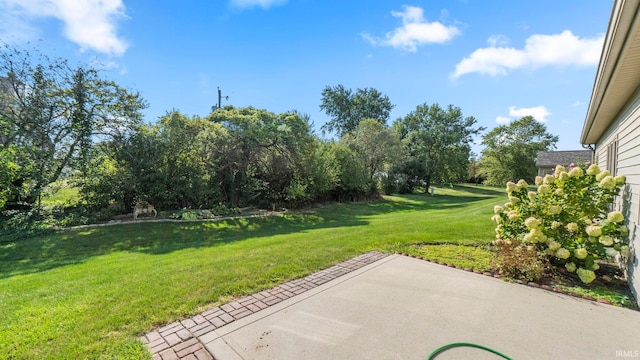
[594,88,640,304]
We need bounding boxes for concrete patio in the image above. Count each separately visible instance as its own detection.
[143,252,640,360]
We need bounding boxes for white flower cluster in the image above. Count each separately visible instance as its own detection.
[492,163,630,284]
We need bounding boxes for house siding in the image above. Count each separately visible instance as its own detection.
[538,167,554,177]
[594,88,640,305]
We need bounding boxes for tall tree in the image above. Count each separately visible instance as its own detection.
[320,84,394,137]
[479,116,558,185]
[341,118,404,181]
[0,45,147,208]
[209,106,315,207]
[393,103,484,192]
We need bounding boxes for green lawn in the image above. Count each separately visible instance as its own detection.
[41,181,81,207]
[399,244,494,271]
[1,185,504,359]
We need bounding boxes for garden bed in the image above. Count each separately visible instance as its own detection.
[398,243,637,309]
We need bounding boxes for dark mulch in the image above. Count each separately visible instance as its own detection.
[544,261,638,309]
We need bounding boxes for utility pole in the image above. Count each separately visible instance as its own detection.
[212,87,229,112]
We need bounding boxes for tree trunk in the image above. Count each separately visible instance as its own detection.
[424,176,431,195]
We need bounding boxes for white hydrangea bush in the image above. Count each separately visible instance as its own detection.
[492,163,631,284]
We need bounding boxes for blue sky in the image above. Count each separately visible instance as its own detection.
[0,0,612,153]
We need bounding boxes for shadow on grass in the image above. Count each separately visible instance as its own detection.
[0,187,500,279]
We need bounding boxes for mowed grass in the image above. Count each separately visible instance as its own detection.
[0,185,504,359]
[399,244,494,271]
[41,181,81,207]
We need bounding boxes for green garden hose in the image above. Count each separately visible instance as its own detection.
[427,342,513,360]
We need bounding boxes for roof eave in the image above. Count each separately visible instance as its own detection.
[581,0,640,145]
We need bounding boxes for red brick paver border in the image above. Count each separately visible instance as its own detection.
[141,251,389,360]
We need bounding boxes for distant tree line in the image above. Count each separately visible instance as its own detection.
[0,45,558,218]
[82,107,383,213]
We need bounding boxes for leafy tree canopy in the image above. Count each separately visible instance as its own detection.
[320,84,394,137]
[0,44,147,209]
[341,118,404,181]
[392,103,484,191]
[208,106,315,207]
[480,115,558,185]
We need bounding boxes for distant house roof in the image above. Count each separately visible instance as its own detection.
[535,150,593,167]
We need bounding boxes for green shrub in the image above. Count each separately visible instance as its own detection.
[492,163,630,284]
[380,173,398,195]
[0,206,91,242]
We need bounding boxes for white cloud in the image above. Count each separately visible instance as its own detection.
[487,34,509,47]
[452,30,604,78]
[230,0,288,9]
[496,116,511,124]
[0,0,129,57]
[496,105,552,124]
[572,100,583,107]
[508,105,551,123]
[454,47,527,77]
[362,5,460,52]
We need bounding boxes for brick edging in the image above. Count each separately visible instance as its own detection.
[140,251,389,360]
